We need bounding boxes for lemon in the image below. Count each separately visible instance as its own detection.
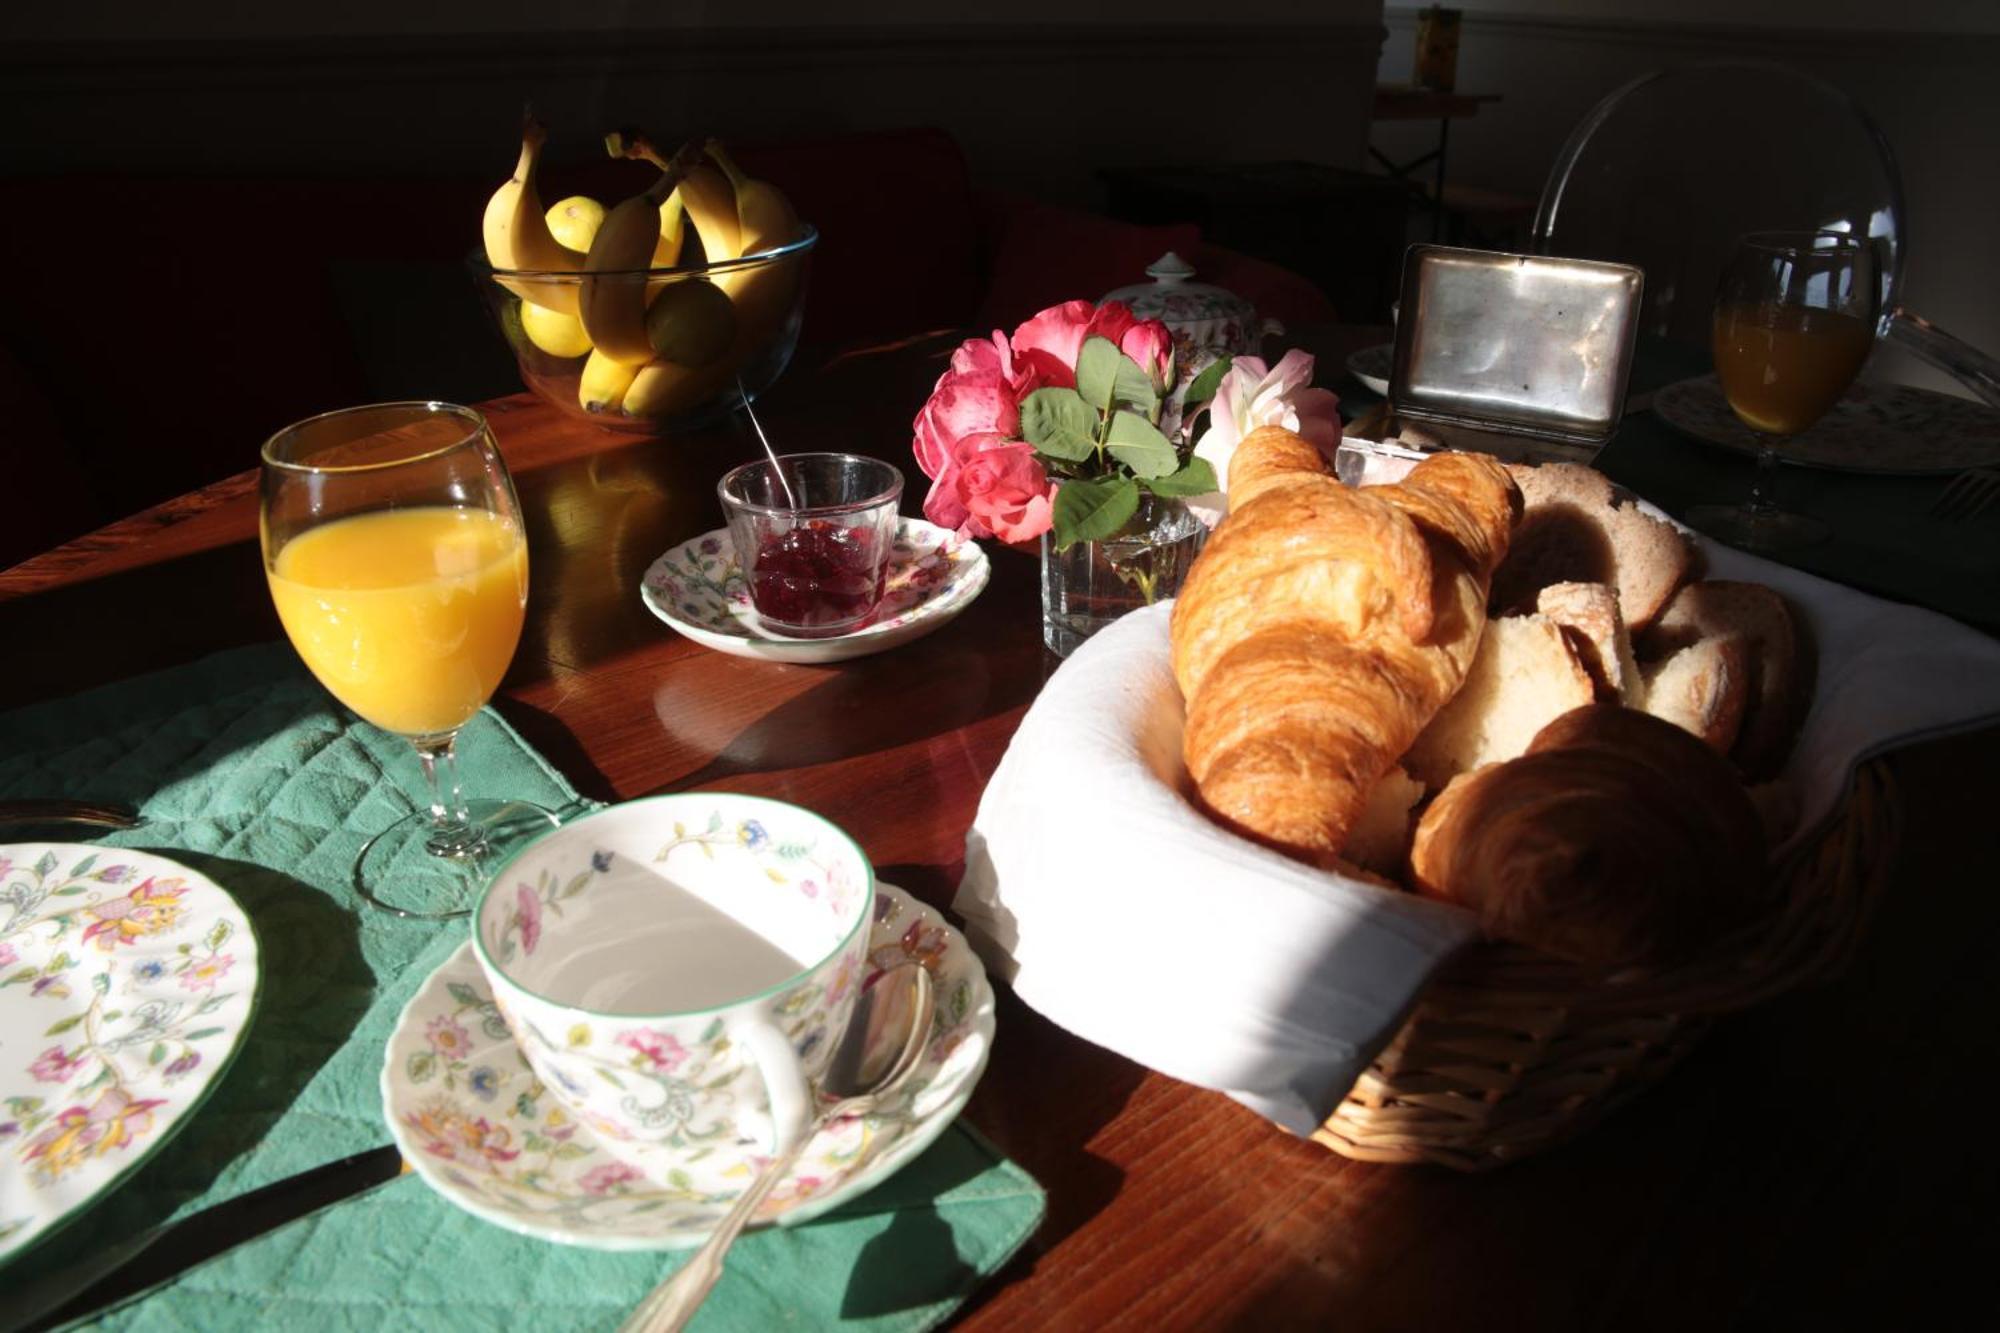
[544,195,605,253]
[521,301,594,359]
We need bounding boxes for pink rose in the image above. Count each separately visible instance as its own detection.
[912,333,1020,479]
[1188,350,1342,526]
[923,433,1055,544]
[1009,300,1174,393]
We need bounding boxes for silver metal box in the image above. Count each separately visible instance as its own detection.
[1389,246,1645,448]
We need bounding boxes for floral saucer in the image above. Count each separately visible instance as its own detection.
[1346,342,1393,397]
[381,882,994,1250]
[640,518,990,665]
[1655,373,2000,475]
[0,845,261,1263]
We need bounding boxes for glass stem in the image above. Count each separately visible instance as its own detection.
[1747,437,1781,515]
[412,732,478,856]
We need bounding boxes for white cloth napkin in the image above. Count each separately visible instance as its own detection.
[953,517,2000,1137]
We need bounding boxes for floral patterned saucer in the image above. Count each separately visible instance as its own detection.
[0,845,261,1263]
[381,882,994,1250]
[640,518,990,665]
[1345,343,1393,397]
[1654,373,2000,475]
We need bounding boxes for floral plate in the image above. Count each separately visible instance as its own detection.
[0,845,261,1263]
[1346,342,1393,397]
[1654,373,2000,475]
[382,882,994,1250]
[640,518,990,665]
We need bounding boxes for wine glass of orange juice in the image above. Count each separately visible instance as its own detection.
[260,402,557,918]
[1689,230,1876,551]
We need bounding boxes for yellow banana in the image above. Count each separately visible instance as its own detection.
[705,139,800,255]
[623,358,729,421]
[579,139,704,365]
[482,116,586,315]
[579,347,640,413]
[608,130,741,267]
[645,191,687,306]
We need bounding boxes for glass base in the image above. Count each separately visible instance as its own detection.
[1685,502,1828,553]
[354,799,561,920]
[1040,498,1207,659]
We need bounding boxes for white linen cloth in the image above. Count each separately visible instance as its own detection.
[953,522,2000,1137]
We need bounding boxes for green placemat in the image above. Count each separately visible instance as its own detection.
[94,1124,1041,1333]
[0,645,1042,1327]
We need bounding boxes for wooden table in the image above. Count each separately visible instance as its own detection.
[3,332,1996,1330]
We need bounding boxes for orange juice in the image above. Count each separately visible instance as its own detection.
[268,506,527,737]
[1713,302,1873,437]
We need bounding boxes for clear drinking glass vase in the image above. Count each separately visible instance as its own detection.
[1039,495,1207,658]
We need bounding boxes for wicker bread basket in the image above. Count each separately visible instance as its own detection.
[1313,761,1900,1171]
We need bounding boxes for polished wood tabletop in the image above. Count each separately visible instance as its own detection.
[3,332,1996,1331]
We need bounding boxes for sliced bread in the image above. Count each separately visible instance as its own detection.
[1342,765,1426,877]
[1405,613,1598,789]
[1536,580,1643,705]
[1491,463,1694,631]
[1641,580,1805,778]
[1640,634,1749,755]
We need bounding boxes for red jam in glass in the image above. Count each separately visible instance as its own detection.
[750,521,884,631]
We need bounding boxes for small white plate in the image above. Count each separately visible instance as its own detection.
[0,845,261,1263]
[641,518,990,664]
[1346,343,1393,397]
[1654,373,2000,475]
[382,882,994,1250]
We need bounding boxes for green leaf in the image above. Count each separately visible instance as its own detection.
[1018,387,1097,462]
[48,952,74,973]
[1105,411,1179,479]
[1075,335,1120,411]
[1052,476,1141,552]
[407,1050,438,1082]
[54,885,88,897]
[184,1027,224,1041]
[553,1141,591,1160]
[149,1042,167,1065]
[70,854,98,878]
[1182,356,1231,409]
[1111,351,1161,415]
[4,967,38,987]
[1143,457,1220,497]
[447,982,482,1008]
[44,1014,82,1036]
[34,851,56,877]
[205,921,231,952]
[668,1168,694,1190]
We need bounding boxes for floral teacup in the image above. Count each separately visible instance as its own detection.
[471,794,873,1173]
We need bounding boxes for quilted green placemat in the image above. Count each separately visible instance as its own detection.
[94,1123,1041,1332]
[0,645,1041,1328]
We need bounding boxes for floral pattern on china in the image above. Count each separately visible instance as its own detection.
[479,811,862,1157]
[1102,251,1282,376]
[0,845,259,1261]
[643,519,979,641]
[386,883,995,1249]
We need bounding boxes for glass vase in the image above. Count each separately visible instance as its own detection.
[1040,495,1207,658]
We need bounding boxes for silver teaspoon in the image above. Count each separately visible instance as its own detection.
[620,960,937,1333]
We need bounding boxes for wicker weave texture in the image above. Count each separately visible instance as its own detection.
[1313,763,1899,1171]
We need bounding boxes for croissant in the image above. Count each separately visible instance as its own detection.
[1171,426,1521,865]
[1408,704,1767,968]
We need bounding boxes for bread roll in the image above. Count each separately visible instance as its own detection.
[1641,580,1805,778]
[1491,463,1693,630]
[1409,705,1766,969]
[1640,635,1749,754]
[1403,613,1597,789]
[1173,429,1520,866]
[1536,580,1642,705]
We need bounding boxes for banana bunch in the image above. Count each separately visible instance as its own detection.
[481,119,805,419]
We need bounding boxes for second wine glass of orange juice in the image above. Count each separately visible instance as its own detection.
[261,402,557,919]
[1690,230,1876,551]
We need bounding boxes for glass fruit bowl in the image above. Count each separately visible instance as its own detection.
[474,225,816,433]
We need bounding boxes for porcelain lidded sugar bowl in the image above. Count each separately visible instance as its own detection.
[1103,251,1280,381]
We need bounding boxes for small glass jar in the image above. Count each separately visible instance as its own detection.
[717,453,904,638]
